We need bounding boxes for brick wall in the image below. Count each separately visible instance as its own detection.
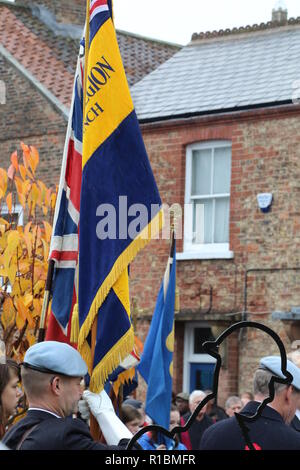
[0,56,66,186]
[218,333,240,406]
[132,107,300,401]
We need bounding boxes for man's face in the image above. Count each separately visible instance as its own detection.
[226,401,242,417]
[175,397,189,415]
[189,395,206,421]
[59,376,83,416]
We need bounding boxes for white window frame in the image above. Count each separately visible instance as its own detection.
[0,204,23,293]
[183,322,217,393]
[178,141,233,261]
[0,203,24,226]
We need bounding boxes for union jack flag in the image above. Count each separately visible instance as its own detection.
[45,41,84,344]
[90,0,109,21]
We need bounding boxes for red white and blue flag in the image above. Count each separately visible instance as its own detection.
[90,0,109,21]
[45,41,84,344]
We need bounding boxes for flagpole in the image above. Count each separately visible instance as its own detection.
[170,213,175,256]
[82,0,101,441]
[37,259,55,342]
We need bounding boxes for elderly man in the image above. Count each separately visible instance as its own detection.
[3,341,134,450]
[200,356,300,450]
[225,396,243,417]
[180,390,213,450]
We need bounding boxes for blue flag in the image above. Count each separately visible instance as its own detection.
[138,239,176,429]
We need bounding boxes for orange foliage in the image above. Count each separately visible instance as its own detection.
[0,144,57,361]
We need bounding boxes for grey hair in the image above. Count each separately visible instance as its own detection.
[225,396,242,410]
[253,369,287,396]
[189,390,206,404]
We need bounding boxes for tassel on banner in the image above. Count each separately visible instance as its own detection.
[70,303,79,344]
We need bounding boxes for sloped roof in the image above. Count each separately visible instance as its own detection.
[0,1,180,108]
[0,5,74,107]
[131,23,300,122]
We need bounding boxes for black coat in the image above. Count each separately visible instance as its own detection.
[291,414,300,432]
[181,412,213,449]
[200,401,300,450]
[3,409,124,450]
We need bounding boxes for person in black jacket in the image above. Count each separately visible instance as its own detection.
[200,356,300,450]
[180,390,213,450]
[3,341,134,450]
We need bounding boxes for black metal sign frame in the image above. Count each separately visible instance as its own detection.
[127,321,293,450]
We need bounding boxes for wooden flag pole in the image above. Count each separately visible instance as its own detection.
[117,384,124,420]
[170,212,175,256]
[89,317,101,440]
[37,259,55,342]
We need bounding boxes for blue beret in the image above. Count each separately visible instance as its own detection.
[23,341,88,377]
[260,356,300,391]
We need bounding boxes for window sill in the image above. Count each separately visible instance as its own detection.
[177,251,234,260]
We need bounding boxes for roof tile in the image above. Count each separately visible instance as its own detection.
[0,6,73,106]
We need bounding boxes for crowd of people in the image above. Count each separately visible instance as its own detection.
[118,388,252,449]
[1,341,300,450]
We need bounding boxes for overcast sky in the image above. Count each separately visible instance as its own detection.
[113,0,300,45]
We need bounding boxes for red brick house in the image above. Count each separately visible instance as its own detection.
[130,7,300,405]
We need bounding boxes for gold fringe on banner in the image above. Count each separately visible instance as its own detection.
[79,327,134,393]
[78,209,163,392]
[70,303,79,344]
[89,326,134,393]
[112,367,136,397]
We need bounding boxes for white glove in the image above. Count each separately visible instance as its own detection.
[82,390,133,445]
[78,399,90,421]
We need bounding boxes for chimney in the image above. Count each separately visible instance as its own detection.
[272,1,288,23]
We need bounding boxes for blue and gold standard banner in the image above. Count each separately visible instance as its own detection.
[78,0,162,392]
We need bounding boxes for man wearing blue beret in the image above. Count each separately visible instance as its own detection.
[3,341,135,450]
[200,356,300,450]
